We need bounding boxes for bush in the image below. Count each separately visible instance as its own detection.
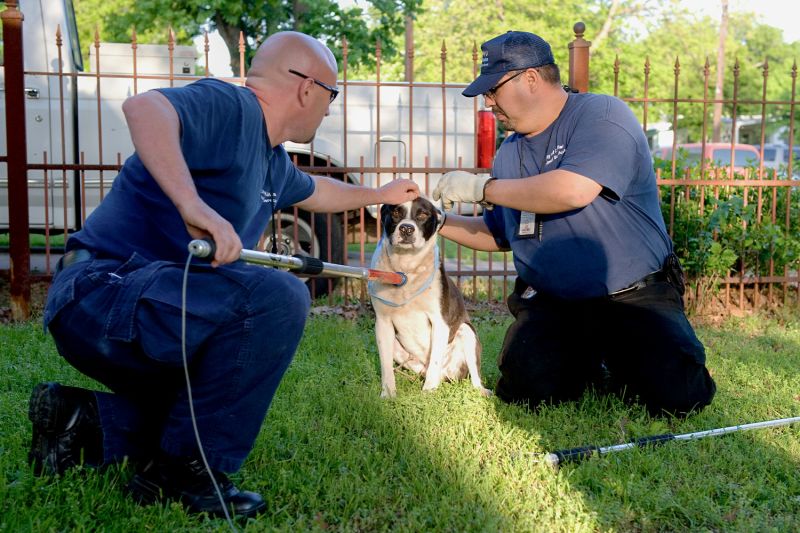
[656,156,800,309]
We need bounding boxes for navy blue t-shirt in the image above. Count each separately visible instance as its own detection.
[484,92,671,299]
[69,78,315,262]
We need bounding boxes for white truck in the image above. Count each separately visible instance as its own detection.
[1,0,495,293]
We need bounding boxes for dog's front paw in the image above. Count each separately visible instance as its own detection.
[380,385,397,399]
[478,387,493,398]
[421,381,440,392]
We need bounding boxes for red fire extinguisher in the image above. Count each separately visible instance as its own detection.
[477,109,496,169]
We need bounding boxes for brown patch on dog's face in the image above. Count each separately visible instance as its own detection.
[380,198,440,249]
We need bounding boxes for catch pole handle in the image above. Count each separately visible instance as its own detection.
[188,239,216,259]
[544,446,599,469]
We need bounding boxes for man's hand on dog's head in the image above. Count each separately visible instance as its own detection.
[379,179,420,205]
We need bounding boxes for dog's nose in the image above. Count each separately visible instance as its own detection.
[399,224,415,237]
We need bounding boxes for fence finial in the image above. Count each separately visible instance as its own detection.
[568,22,590,92]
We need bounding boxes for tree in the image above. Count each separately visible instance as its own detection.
[75,0,423,74]
[382,0,659,84]
[712,0,728,142]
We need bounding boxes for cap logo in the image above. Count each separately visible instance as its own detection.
[481,50,489,70]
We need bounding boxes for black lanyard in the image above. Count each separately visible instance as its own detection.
[518,124,556,177]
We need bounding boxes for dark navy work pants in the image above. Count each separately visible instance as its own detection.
[495,277,716,417]
[43,252,310,473]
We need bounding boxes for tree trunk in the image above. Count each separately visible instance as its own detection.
[214,14,242,76]
[712,0,728,142]
[593,0,620,51]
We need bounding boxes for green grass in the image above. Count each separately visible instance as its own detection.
[0,233,68,248]
[2,309,800,531]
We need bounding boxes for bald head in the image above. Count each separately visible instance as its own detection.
[244,32,339,146]
[247,31,337,91]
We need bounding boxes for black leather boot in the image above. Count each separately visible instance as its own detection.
[28,382,104,476]
[127,454,266,518]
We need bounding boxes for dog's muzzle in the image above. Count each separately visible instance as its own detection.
[398,223,416,243]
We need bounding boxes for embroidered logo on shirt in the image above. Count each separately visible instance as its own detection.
[544,144,566,167]
[260,190,276,205]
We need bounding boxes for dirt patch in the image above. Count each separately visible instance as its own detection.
[0,276,49,323]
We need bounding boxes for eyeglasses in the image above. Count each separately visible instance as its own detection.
[484,70,526,99]
[288,69,339,103]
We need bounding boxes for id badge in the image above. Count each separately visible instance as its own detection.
[518,211,537,239]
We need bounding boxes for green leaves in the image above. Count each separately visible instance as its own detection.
[659,163,800,311]
[74,0,423,73]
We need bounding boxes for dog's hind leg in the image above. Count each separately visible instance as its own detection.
[394,339,426,375]
[422,318,449,392]
[457,324,492,397]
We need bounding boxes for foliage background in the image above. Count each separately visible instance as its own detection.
[72,0,800,144]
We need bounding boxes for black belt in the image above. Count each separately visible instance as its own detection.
[55,249,93,274]
[609,270,667,297]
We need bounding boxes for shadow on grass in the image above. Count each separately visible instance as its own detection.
[251,316,515,530]
[489,317,800,531]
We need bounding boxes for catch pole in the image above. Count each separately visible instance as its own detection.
[542,416,800,469]
[188,239,406,286]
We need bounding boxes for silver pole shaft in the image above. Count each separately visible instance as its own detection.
[670,416,800,442]
[188,239,387,282]
[544,415,800,468]
[239,249,304,269]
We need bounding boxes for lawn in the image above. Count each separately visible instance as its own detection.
[1,305,799,532]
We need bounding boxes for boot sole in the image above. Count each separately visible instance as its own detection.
[28,383,62,436]
[128,472,266,518]
[127,472,169,505]
[27,382,67,476]
[28,383,57,476]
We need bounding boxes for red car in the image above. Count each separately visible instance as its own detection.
[654,143,761,173]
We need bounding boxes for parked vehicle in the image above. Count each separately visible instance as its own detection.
[755,143,800,179]
[653,143,761,173]
[1,0,495,295]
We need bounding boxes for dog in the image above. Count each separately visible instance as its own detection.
[369,196,492,398]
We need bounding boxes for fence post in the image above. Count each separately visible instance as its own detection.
[2,0,31,321]
[568,21,591,93]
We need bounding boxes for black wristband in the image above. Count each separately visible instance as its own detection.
[479,177,496,210]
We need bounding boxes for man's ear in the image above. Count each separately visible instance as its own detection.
[296,78,313,107]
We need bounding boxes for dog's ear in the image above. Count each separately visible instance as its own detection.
[435,206,446,231]
[380,204,393,234]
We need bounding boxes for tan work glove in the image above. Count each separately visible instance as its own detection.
[432,171,494,211]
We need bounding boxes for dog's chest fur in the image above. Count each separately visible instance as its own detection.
[372,251,445,360]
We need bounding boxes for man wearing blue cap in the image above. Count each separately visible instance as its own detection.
[433,31,715,417]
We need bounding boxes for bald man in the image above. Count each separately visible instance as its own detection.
[31,31,419,517]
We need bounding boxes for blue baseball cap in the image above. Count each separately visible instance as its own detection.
[463,31,555,97]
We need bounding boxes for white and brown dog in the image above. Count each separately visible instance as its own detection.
[369,196,491,398]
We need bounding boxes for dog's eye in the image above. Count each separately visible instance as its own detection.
[391,208,403,219]
[415,212,429,221]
